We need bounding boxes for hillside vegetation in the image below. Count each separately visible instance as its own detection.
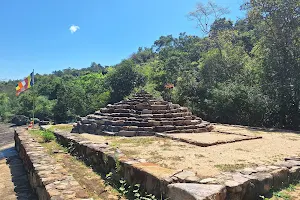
[0,0,299,129]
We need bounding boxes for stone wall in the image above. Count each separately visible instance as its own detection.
[14,129,90,200]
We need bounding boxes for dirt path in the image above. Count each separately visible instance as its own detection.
[0,123,37,200]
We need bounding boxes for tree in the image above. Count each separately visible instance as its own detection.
[245,0,300,128]
[0,93,12,121]
[106,60,142,102]
[188,1,229,35]
[210,18,233,37]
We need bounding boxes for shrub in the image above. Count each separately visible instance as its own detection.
[41,131,55,142]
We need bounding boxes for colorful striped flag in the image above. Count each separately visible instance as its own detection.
[16,72,34,96]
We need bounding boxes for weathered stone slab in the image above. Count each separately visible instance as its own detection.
[271,168,289,189]
[167,183,226,200]
[118,130,137,137]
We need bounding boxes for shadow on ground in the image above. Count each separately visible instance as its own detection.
[0,146,38,200]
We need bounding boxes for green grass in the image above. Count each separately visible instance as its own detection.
[29,129,55,143]
[260,183,299,200]
[214,163,247,172]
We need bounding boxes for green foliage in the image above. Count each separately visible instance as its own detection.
[29,130,55,143]
[103,156,159,200]
[107,60,143,103]
[41,131,56,142]
[0,0,299,129]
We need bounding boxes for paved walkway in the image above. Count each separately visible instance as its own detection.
[0,124,37,200]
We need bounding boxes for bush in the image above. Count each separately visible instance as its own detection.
[41,131,55,142]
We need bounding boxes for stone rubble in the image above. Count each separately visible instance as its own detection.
[72,91,213,136]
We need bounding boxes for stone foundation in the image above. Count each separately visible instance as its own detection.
[14,128,90,200]
[47,128,300,200]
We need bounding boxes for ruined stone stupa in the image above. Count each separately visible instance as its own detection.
[72,91,213,136]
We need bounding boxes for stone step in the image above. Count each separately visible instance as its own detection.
[121,126,154,132]
[102,131,116,136]
[164,127,210,134]
[149,100,169,105]
[154,125,176,132]
[167,183,226,200]
[137,131,155,136]
[117,130,137,137]
[104,125,122,132]
[150,104,169,110]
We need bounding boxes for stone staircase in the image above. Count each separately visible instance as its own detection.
[72,91,213,136]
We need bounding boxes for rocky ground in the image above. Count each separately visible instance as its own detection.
[0,123,37,200]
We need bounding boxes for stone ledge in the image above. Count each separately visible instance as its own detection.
[155,132,262,147]
[167,183,226,200]
[14,128,90,200]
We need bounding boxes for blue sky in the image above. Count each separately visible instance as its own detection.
[0,0,245,80]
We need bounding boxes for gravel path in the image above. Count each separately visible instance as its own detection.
[0,123,37,200]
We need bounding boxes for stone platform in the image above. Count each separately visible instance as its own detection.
[72,91,213,136]
[44,127,300,200]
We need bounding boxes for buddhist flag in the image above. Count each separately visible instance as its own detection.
[16,72,34,96]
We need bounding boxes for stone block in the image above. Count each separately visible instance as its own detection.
[142,109,152,114]
[172,113,182,118]
[174,170,199,183]
[148,120,161,126]
[173,120,185,126]
[165,113,173,118]
[137,131,155,136]
[152,114,165,118]
[81,118,90,124]
[141,114,153,118]
[289,166,300,183]
[152,109,167,114]
[123,126,139,131]
[160,121,173,126]
[151,104,168,110]
[135,103,149,110]
[271,168,289,189]
[167,183,226,200]
[115,108,130,113]
[118,131,137,137]
[91,123,97,130]
[155,126,175,132]
[137,127,154,131]
[179,107,189,112]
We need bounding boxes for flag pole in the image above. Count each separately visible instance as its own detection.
[32,69,35,128]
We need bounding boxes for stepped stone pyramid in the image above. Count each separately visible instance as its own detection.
[72,91,213,136]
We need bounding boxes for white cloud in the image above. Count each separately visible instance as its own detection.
[69,25,80,34]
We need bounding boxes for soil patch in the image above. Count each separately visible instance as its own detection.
[79,125,300,178]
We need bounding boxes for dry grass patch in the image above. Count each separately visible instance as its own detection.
[49,124,73,132]
[214,163,248,172]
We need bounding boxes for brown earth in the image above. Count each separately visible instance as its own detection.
[78,124,300,178]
